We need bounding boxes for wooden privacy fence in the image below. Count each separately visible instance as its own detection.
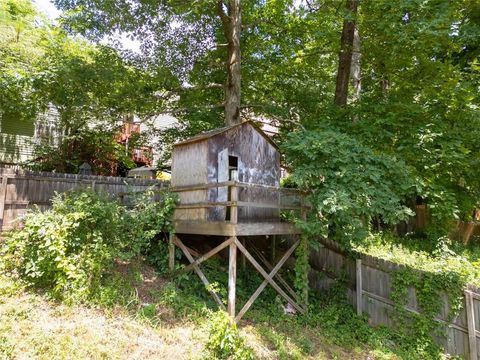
[0,168,169,231]
[309,239,480,360]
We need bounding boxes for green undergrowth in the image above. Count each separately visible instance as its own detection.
[353,232,480,288]
[0,188,177,304]
[351,232,480,358]
[157,259,423,359]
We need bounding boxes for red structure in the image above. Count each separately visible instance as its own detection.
[117,121,153,167]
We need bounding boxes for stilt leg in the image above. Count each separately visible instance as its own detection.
[271,235,276,263]
[168,233,175,271]
[240,238,246,269]
[228,238,238,318]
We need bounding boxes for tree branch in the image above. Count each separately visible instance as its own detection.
[216,0,230,28]
[165,103,225,115]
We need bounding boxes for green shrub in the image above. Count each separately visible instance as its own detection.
[2,189,176,303]
[204,310,254,360]
[283,129,416,247]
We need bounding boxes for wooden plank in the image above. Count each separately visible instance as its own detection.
[228,239,237,318]
[235,238,304,314]
[175,201,305,211]
[171,181,234,192]
[235,238,301,322]
[173,236,226,311]
[171,181,307,195]
[472,292,480,301]
[236,201,305,210]
[0,177,7,231]
[176,202,234,209]
[234,181,307,194]
[236,222,301,236]
[362,289,469,334]
[230,186,238,224]
[466,290,478,360]
[356,259,362,316]
[174,220,236,236]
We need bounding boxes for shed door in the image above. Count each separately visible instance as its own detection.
[217,149,229,220]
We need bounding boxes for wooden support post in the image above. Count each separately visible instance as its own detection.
[91,180,96,191]
[230,185,238,224]
[228,238,238,318]
[464,223,475,245]
[356,259,362,316]
[271,235,276,263]
[0,177,8,232]
[240,238,246,269]
[465,290,478,360]
[168,233,175,271]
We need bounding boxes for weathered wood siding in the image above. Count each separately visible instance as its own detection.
[171,122,281,223]
[171,141,208,221]
[309,239,480,359]
[206,123,280,222]
[0,168,168,231]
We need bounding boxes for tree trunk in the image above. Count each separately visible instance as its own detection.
[334,0,359,107]
[350,26,361,102]
[379,62,389,95]
[217,0,242,126]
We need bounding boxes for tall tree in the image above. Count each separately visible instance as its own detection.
[55,0,244,126]
[217,0,242,126]
[334,0,358,106]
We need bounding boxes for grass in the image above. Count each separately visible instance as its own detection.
[0,258,408,360]
[0,268,206,360]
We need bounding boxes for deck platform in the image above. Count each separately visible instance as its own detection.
[174,220,301,236]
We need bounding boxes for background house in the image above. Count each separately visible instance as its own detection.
[0,106,60,166]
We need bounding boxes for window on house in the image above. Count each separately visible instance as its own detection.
[228,155,238,181]
[1,111,35,137]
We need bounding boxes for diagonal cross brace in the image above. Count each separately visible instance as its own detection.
[181,237,233,274]
[249,242,301,305]
[235,238,301,321]
[235,238,305,321]
[173,235,227,311]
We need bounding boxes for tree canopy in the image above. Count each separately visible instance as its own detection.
[3,0,480,241]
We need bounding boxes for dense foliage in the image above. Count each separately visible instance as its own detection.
[284,129,415,246]
[46,0,480,238]
[1,189,176,302]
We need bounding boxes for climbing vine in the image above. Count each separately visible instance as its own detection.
[390,267,466,357]
[294,235,310,307]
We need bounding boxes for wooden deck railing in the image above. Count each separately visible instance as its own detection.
[171,181,308,224]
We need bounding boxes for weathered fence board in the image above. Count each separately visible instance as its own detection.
[310,239,480,359]
[0,168,169,231]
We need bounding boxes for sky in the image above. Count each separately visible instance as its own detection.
[33,0,141,52]
[33,0,61,19]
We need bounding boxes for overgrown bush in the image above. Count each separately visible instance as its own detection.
[1,189,176,303]
[283,129,416,248]
[204,310,254,360]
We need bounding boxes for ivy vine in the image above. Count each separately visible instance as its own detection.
[294,235,310,307]
[390,267,466,357]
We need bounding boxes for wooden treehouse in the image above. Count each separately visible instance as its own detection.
[169,121,308,321]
